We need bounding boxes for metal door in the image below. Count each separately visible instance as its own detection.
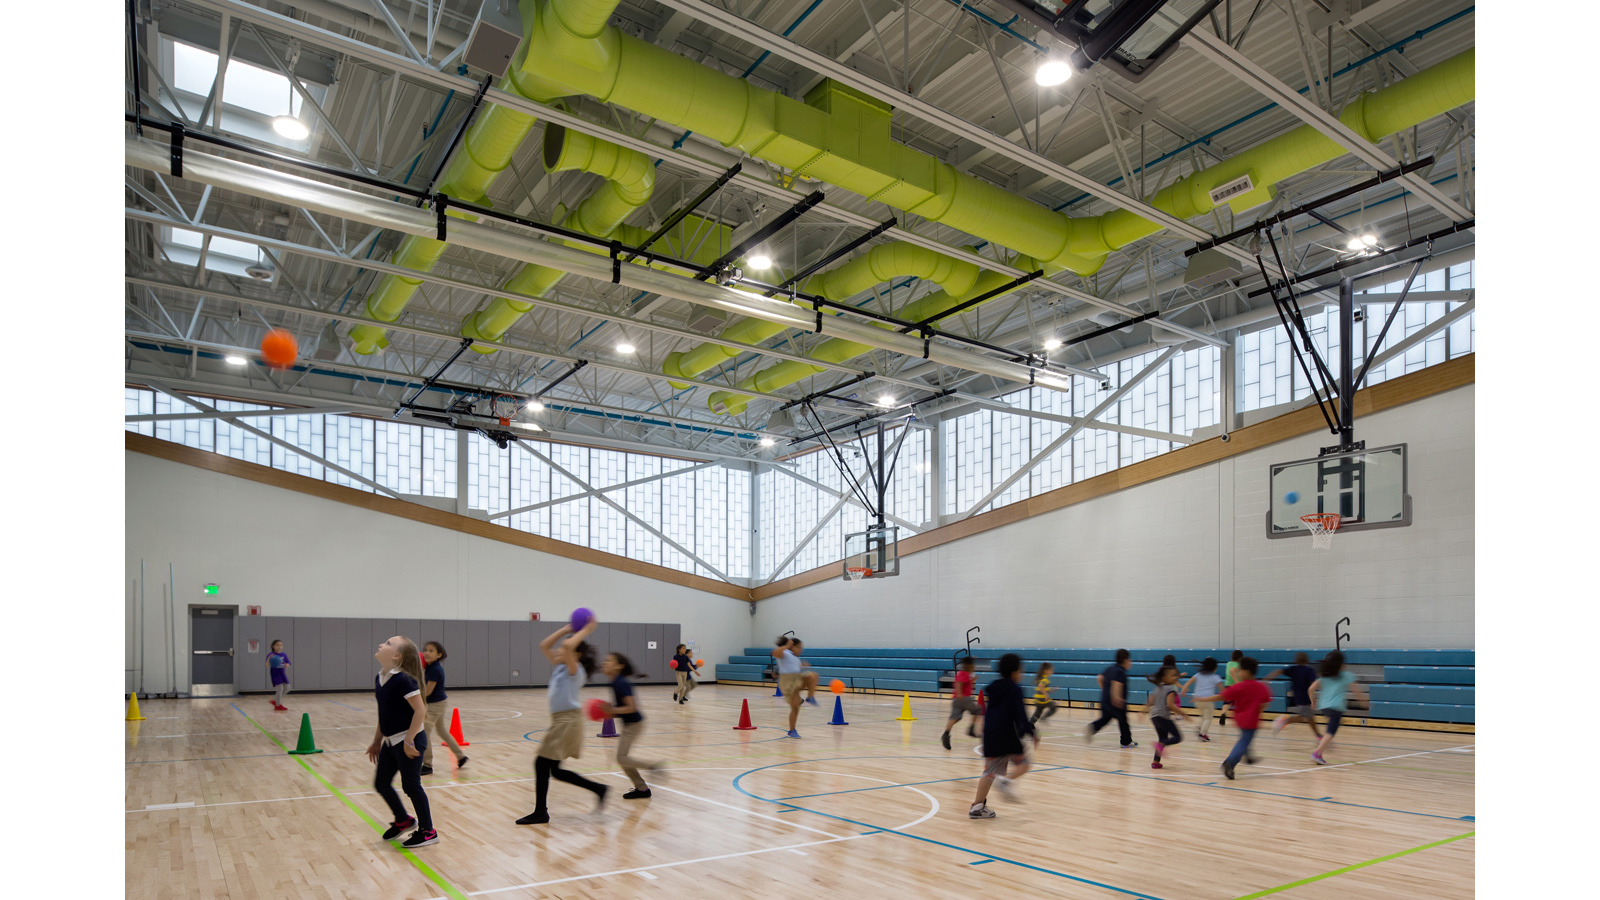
[190,606,236,696]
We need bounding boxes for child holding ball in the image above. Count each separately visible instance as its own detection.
[672,644,698,704]
[266,640,291,710]
[517,616,608,825]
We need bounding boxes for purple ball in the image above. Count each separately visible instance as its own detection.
[570,607,594,631]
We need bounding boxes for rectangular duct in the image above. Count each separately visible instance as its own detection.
[684,304,729,335]
[464,0,524,77]
[1184,247,1245,290]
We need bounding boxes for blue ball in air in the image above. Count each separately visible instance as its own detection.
[1284,491,1300,505]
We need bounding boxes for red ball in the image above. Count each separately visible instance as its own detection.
[260,329,298,369]
[585,698,607,722]
[669,659,679,669]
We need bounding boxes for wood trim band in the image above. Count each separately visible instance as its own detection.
[752,354,1475,599]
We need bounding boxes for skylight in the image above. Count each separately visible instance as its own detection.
[162,227,265,278]
[160,37,326,150]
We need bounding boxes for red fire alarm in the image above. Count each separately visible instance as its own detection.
[529,612,541,621]
[247,606,262,616]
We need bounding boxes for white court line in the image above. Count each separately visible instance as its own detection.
[128,793,337,813]
[1240,743,1476,778]
[425,768,942,899]
[615,779,843,838]
[637,872,657,880]
[788,849,810,856]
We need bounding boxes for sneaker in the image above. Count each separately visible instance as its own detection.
[966,728,977,738]
[672,693,679,703]
[1198,734,1211,742]
[994,777,1019,803]
[1121,742,1139,749]
[1245,755,1259,766]
[1222,761,1236,780]
[623,789,652,800]
[968,803,995,819]
[515,810,549,825]
[1312,752,1327,765]
[594,784,609,811]
[786,729,801,739]
[456,756,468,769]
[382,816,416,840]
[1273,716,1288,735]
[402,829,438,848]
[1084,725,1095,745]
[804,697,819,706]
[1151,761,1164,769]
[419,765,433,776]
[941,731,952,750]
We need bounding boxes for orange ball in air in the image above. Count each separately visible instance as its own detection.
[695,659,704,667]
[830,679,846,695]
[260,329,298,369]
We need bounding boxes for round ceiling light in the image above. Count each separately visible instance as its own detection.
[272,116,310,140]
[1361,233,1378,246]
[1346,237,1366,251]
[1035,58,1073,87]
[526,400,544,413]
[747,254,773,269]
[759,436,775,447]
[224,355,247,366]
[616,341,636,354]
[1043,337,1062,351]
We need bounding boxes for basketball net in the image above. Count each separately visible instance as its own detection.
[846,566,872,582]
[1301,513,1341,550]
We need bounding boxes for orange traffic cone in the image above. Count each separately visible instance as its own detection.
[448,707,471,747]
[733,698,758,730]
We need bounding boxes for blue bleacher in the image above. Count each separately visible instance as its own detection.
[717,646,1474,728]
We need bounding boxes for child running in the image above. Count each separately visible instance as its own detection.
[773,636,820,738]
[671,644,699,704]
[419,641,467,776]
[1029,663,1058,725]
[1200,656,1270,780]
[599,652,665,799]
[517,620,607,825]
[267,640,291,710]
[942,656,981,749]
[1182,657,1224,742]
[1218,650,1243,727]
[1269,652,1324,739]
[968,653,1038,819]
[366,635,437,848]
[1309,650,1365,765]
[1146,664,1189,769]
[1085,649,1138,748]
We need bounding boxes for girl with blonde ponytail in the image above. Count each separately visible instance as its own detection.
[367,635,439,849]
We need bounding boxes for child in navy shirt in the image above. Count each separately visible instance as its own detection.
[366,635,437,848]
[968,654,1037,819]
[672,644,698,704]
[600,652,666,798]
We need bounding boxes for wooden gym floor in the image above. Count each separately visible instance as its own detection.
[125,684,1474,899]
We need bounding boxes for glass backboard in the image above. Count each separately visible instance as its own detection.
[842,526,899,580]
[1266,443,1411,538]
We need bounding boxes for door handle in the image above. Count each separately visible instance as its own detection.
[192,649,235,656]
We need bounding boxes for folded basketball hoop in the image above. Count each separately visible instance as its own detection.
[845,566,873,581]
[1301,513,1341,550]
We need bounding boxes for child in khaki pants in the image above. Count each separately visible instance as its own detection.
[420,642,468,775]
[671,644,699,704]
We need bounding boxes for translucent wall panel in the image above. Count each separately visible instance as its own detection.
[1119,349,1171,465]
[420,428,456,498]
[126,388,154,436]
[507,441,550,536]
[1073,374,1118,481]
[547,443,589,547]
[624,454,662,567]
[374,421,422,494]
[215,400,272,466]
[155,394,214,451]
[1171,346,1220,436]
[466,432,509,513]
[1238,324,1293,412]
[588,450,627,557]
[725,468,751,580]
[324,415,374,492]
[272,413,325,480]
[660,464,700,575]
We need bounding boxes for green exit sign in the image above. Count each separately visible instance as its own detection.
[203,584,220,595]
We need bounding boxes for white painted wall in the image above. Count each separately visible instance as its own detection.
[754,385,1474,651]
[126,451,751,694]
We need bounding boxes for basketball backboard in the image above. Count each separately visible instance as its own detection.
[842,525,899,580]
[1266,443,1411,539]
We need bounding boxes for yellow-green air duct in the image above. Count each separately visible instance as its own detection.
[706,264,1036,415]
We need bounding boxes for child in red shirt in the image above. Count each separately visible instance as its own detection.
[1199,656,1271,780]
[942,657,980,750]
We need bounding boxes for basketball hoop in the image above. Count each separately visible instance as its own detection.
[845,566,873,582]
[492,395,519,426]
[1301,513,1341,550]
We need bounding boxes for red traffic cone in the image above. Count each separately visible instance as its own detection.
[597,716,618,738]
[448,707,471,747]
[733,698,758,730]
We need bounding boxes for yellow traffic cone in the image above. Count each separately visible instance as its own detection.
[896,693,916,721]
[126,693,146,721]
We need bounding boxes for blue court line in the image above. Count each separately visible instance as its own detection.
[969,859,995,865]
[732,757,1167,900]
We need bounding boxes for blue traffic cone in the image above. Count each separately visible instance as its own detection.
[828,695,849,726]
[597,716,618,738]
[772,682,783,697]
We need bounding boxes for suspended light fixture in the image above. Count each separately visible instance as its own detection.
[875,393,896,408]
[1361,233,1378,246]
[224,354,247,366]
[271,76,308,140]
[1345,236,1366,251]
[616,341,636,354]
[526,400,545,412]
[747,254,773,270]
[1042,337,1062,351]
[1035,55,1073,86]
[759,436,775,447]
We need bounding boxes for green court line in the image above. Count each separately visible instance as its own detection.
[1232,831,1474,899]
[232,705,468,900]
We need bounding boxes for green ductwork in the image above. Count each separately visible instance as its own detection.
[705,263,1037,415]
